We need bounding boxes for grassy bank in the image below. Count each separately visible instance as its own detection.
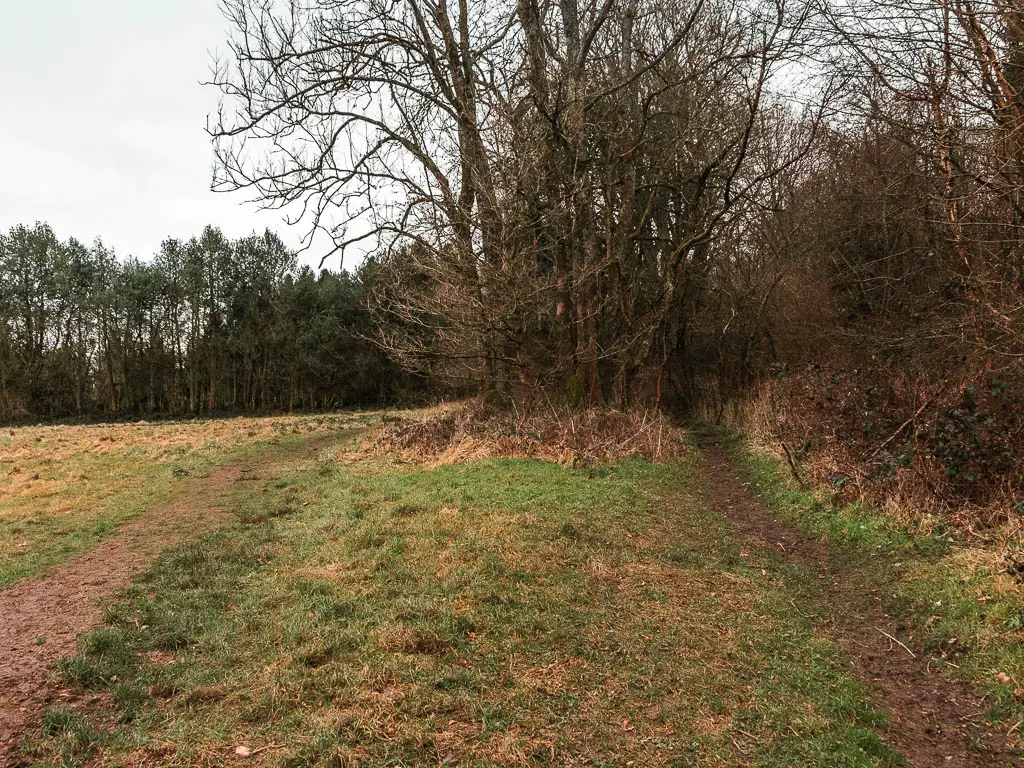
[716,427,1024,728]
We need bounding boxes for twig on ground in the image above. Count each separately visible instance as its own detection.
[870,397,934,460]
[780,442,807,488]
[253,744,284,756]
[874,626,917,658]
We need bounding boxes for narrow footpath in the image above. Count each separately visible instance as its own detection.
[0,433,343,765]
[698,438,1021,767]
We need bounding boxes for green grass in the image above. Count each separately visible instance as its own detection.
[37,708,106,768]
[716,428,1024,727]
[21,449,908,767]
[0,414,373,587]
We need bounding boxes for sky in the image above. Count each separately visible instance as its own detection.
[0,1,329,267]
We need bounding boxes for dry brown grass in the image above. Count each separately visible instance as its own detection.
[0,413,371,586]
[367,400,689,466]
[0,414,360,507]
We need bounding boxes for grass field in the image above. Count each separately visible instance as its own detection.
[7,413,1024,767]
[0,414,372,587]
[18,438,907,767]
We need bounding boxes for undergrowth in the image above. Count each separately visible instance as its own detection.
[370,401,688,466]
[714,368,1024,535]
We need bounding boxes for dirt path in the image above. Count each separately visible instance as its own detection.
[698,440,1021,767]
[0,432,342,763]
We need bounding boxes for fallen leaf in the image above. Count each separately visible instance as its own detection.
[996,672,1012,685]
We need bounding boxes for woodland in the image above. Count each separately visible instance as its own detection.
[6,0,1024,521]
[206,0,1024,524]
[0,223,418,418]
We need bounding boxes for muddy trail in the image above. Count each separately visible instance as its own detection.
[0,431,349,764]
[697,438,1022,767]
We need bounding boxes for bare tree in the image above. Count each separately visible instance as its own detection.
[211,0,827,404]
[820,0,1024,358]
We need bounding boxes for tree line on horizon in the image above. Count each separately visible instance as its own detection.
[0,222,422,420]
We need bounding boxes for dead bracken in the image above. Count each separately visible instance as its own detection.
[369,401,689,466]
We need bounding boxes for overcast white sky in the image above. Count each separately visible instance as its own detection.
[0,1,329,266]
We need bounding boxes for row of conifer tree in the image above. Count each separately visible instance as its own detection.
[0,223,419,419]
